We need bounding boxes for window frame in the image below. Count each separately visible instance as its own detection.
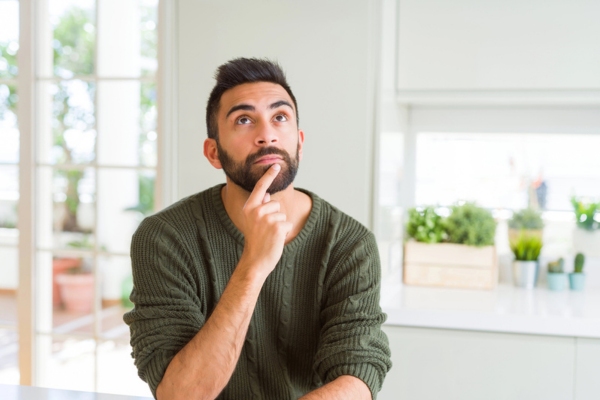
[16,0,174,389]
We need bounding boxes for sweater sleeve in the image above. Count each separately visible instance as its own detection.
[123,216,205,398]
[313,231,392,399]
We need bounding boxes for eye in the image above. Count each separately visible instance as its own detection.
[235,116,252,125]
[274,114,288,122]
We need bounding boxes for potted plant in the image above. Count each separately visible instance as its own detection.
[546,257,567,291]
[405,206,445,244]
[445,202,497,247]
[403,202,498,290]
[55,261,94,312]
[508,208,544,244]
[55,236,94,312]
[571,197,600,257]
[510,231,543,289]
[569,253,585,291]
[52,256,82,306]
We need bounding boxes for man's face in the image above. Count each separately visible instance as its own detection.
[208,82,304,194]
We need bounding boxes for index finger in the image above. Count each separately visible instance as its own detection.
[246,164,281,207]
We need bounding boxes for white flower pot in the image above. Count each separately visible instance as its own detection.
[512,260,539,289]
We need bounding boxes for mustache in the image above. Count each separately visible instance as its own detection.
[245,146,291,165]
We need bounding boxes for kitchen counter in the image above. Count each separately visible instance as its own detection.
[0,384,152,400]
[381,273,600,338]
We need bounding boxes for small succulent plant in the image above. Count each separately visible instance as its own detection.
[547,257,564,274]
[574,253,585,273]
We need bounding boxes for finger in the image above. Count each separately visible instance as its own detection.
[282,221,293,235]
[246,164,281,207]
[265,212,287,224]
[263,192,270,204]
[255,200,280,217]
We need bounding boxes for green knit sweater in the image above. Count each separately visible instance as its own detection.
[124,185,391,399]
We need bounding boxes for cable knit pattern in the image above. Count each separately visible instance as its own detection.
[124,184,392,399]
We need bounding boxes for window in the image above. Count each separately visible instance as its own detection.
[0,0,20,385]
[378,106,600,283]
[10,0,160,396]
[415,132,600,211]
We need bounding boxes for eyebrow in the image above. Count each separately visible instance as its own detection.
[225,100,294,118]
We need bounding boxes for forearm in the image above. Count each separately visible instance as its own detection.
[299,376,371,400]
[156,262,266,400]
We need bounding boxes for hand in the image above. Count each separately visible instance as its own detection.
[240,164,293,277]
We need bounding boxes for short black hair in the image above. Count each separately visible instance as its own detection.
[205,57,299,140]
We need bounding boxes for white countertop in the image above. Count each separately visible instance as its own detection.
[0,384,152,400]
[381,274,600,338]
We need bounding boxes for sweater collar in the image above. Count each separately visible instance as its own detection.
[210,184,321,252]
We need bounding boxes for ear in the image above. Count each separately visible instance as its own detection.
[203,138,222,169]
[297,129,305,161]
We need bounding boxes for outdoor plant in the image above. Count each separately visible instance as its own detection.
[445,202,496,247]
[510,232,543,261]
[574,252,585,273]
[406,206,445,244]
[508,208,544,230]
[571,197,600,231]
[547,257,564,274]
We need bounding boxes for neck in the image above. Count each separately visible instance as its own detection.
[221,178,311,244]
[222,178,296,212]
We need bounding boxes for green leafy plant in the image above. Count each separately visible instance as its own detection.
[574,253,585,273]
[445,202,496,247]
[547,257,564,274]
[571,197,599,231]
[508,208,544,230]
[406,207,445,244]
[510,232,543,261]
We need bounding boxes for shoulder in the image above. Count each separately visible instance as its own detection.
[133,185,221,241]
[299,188,377,256]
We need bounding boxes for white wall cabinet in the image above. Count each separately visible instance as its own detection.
[380,325,600,400]
[575,338,600,400]
[397,0,600,91]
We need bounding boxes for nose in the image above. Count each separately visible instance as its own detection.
[254,121,278,146]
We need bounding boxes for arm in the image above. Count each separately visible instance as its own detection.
[155,164,291,400]
[299,375,371,400]
[155,260,264,399]
[311,231,392,399]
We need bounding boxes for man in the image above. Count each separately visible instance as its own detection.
[124,58,391,400]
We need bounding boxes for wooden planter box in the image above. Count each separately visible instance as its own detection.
[403,242,498,290]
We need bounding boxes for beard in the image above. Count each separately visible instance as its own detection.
[217,143,299,195]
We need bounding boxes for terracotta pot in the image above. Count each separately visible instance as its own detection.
[52,258,81,306]
[55,273,94,312]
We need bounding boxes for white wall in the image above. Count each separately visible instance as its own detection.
[397,0,600,91]
[174,0,381,226]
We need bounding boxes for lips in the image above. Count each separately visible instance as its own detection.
[254,155,283,164]
[246,146,289,167]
